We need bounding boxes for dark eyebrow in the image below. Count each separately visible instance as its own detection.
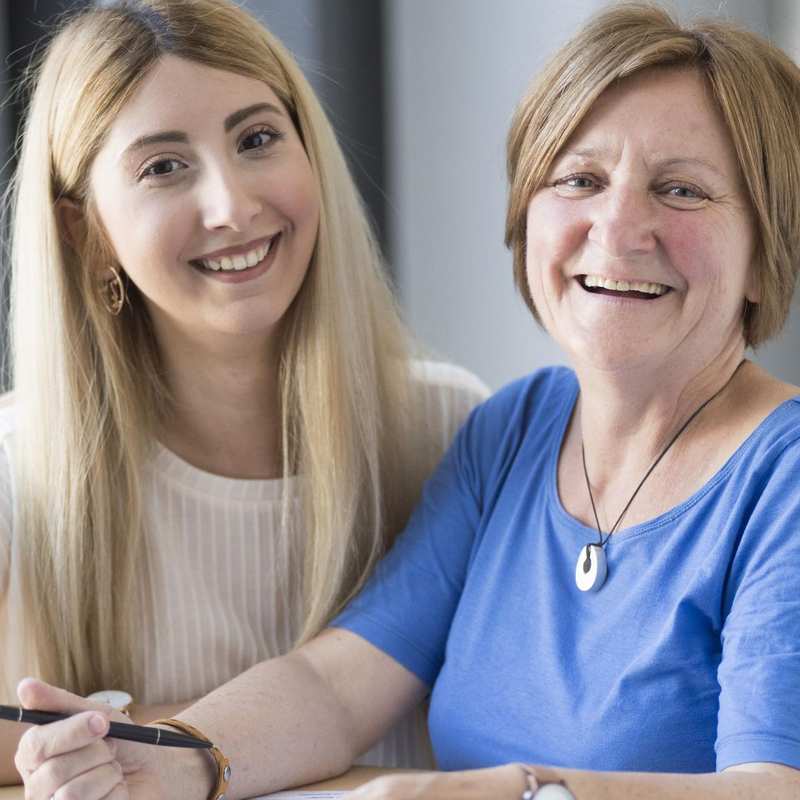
[224,102,284,132]
[120,103,284,163]
[121,130,189,162]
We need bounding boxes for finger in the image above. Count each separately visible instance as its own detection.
[16,710,110,774]
[25,739,117,798]
[18,677,111,715]
[49,760,124,800]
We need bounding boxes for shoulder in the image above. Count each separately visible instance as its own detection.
[733,399,800,510]
[736,396,800,472]
[721,397,800,572]
[439,365,577,482]
[410,359,490,405]
[469,364,577,435]
[408,360,490,449]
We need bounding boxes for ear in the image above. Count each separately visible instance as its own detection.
[55,197,86,253]
[744,266,761,304]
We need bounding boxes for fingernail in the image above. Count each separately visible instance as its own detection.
[88,713,108,735]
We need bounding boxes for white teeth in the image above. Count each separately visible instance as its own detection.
[198,239,273,272]
[582,274,668,296]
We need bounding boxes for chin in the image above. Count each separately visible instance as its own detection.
[564,331,666,374]
[201,309,286,341]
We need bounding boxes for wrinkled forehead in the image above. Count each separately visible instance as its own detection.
[553,67,741,183]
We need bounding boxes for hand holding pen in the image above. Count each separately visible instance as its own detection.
[1,705,210,748]
[13,678,174,800]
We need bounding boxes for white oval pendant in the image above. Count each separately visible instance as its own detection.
[575,544,607,592]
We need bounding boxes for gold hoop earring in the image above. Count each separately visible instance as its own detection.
[102,266,126,316]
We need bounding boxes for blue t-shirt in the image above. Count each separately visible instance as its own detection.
[334,367,800,774]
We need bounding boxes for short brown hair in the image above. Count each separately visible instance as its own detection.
[506,2,800,347]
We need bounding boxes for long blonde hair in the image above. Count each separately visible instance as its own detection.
[7,0,432,697]
[506,2,800,347]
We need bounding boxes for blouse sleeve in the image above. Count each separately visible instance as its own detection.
[716,437,800,770]
[410,360,491,451]
[333,394,494,686]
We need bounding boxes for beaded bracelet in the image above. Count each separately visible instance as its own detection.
[518,764,575,799]
[519,763,538,799]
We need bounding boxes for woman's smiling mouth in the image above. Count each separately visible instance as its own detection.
[189,233,282,283]
[577,274,671,299]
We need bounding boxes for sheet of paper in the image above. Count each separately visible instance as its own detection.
[253,792,348,799]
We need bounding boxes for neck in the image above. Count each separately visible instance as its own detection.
[574,341,746,496]
[156,327,283,480]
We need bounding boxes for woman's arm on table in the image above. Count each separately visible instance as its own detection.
[15,628,427,799]
[129,700,192,726]
[347,762,800,799]
[162,627,427,797]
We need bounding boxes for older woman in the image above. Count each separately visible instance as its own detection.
[15,4,800,799]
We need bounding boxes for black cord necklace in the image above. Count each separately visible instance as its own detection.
[575,359,746,592]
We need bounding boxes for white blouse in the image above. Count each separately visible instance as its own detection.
[0,360,489,767]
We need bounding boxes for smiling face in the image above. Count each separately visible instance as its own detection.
[88,55,320,347]
[525,68,757,374]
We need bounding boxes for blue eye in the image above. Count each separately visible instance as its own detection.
[660,183,708,204]
[564,176,596,189]
[552,173,601,193]
[668,185,701,199]
[239,126,281,153]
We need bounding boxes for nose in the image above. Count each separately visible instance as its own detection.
[199,167,262,232]
[587,183,657,258]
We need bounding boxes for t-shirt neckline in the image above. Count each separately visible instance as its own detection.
[547,372,799,545]
[150,441,297,502]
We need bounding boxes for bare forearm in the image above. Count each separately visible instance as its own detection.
[538,764,800,800]
[158,650,358,800]
[130,700,192,725]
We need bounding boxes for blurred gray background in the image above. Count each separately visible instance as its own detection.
[2,0,798,390]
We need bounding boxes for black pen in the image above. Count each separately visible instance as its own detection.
[0,705,211,749]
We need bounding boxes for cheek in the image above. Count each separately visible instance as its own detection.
[660,218,711,284]
[270,156,321,236]
[525,198,588,290]
[96,187,191,273]
[661,214,750,295]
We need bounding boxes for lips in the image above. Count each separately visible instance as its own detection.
[190,234,279,270]
[577,274,671,300]
[190,233,281,284]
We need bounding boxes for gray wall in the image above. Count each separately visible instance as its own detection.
[0,1,7,183]
[386,0,799,390]
[243,0,388,254]
[2,2,796,391]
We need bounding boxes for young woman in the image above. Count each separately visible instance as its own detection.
[0,0,487,783]
[14,4,800,800]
